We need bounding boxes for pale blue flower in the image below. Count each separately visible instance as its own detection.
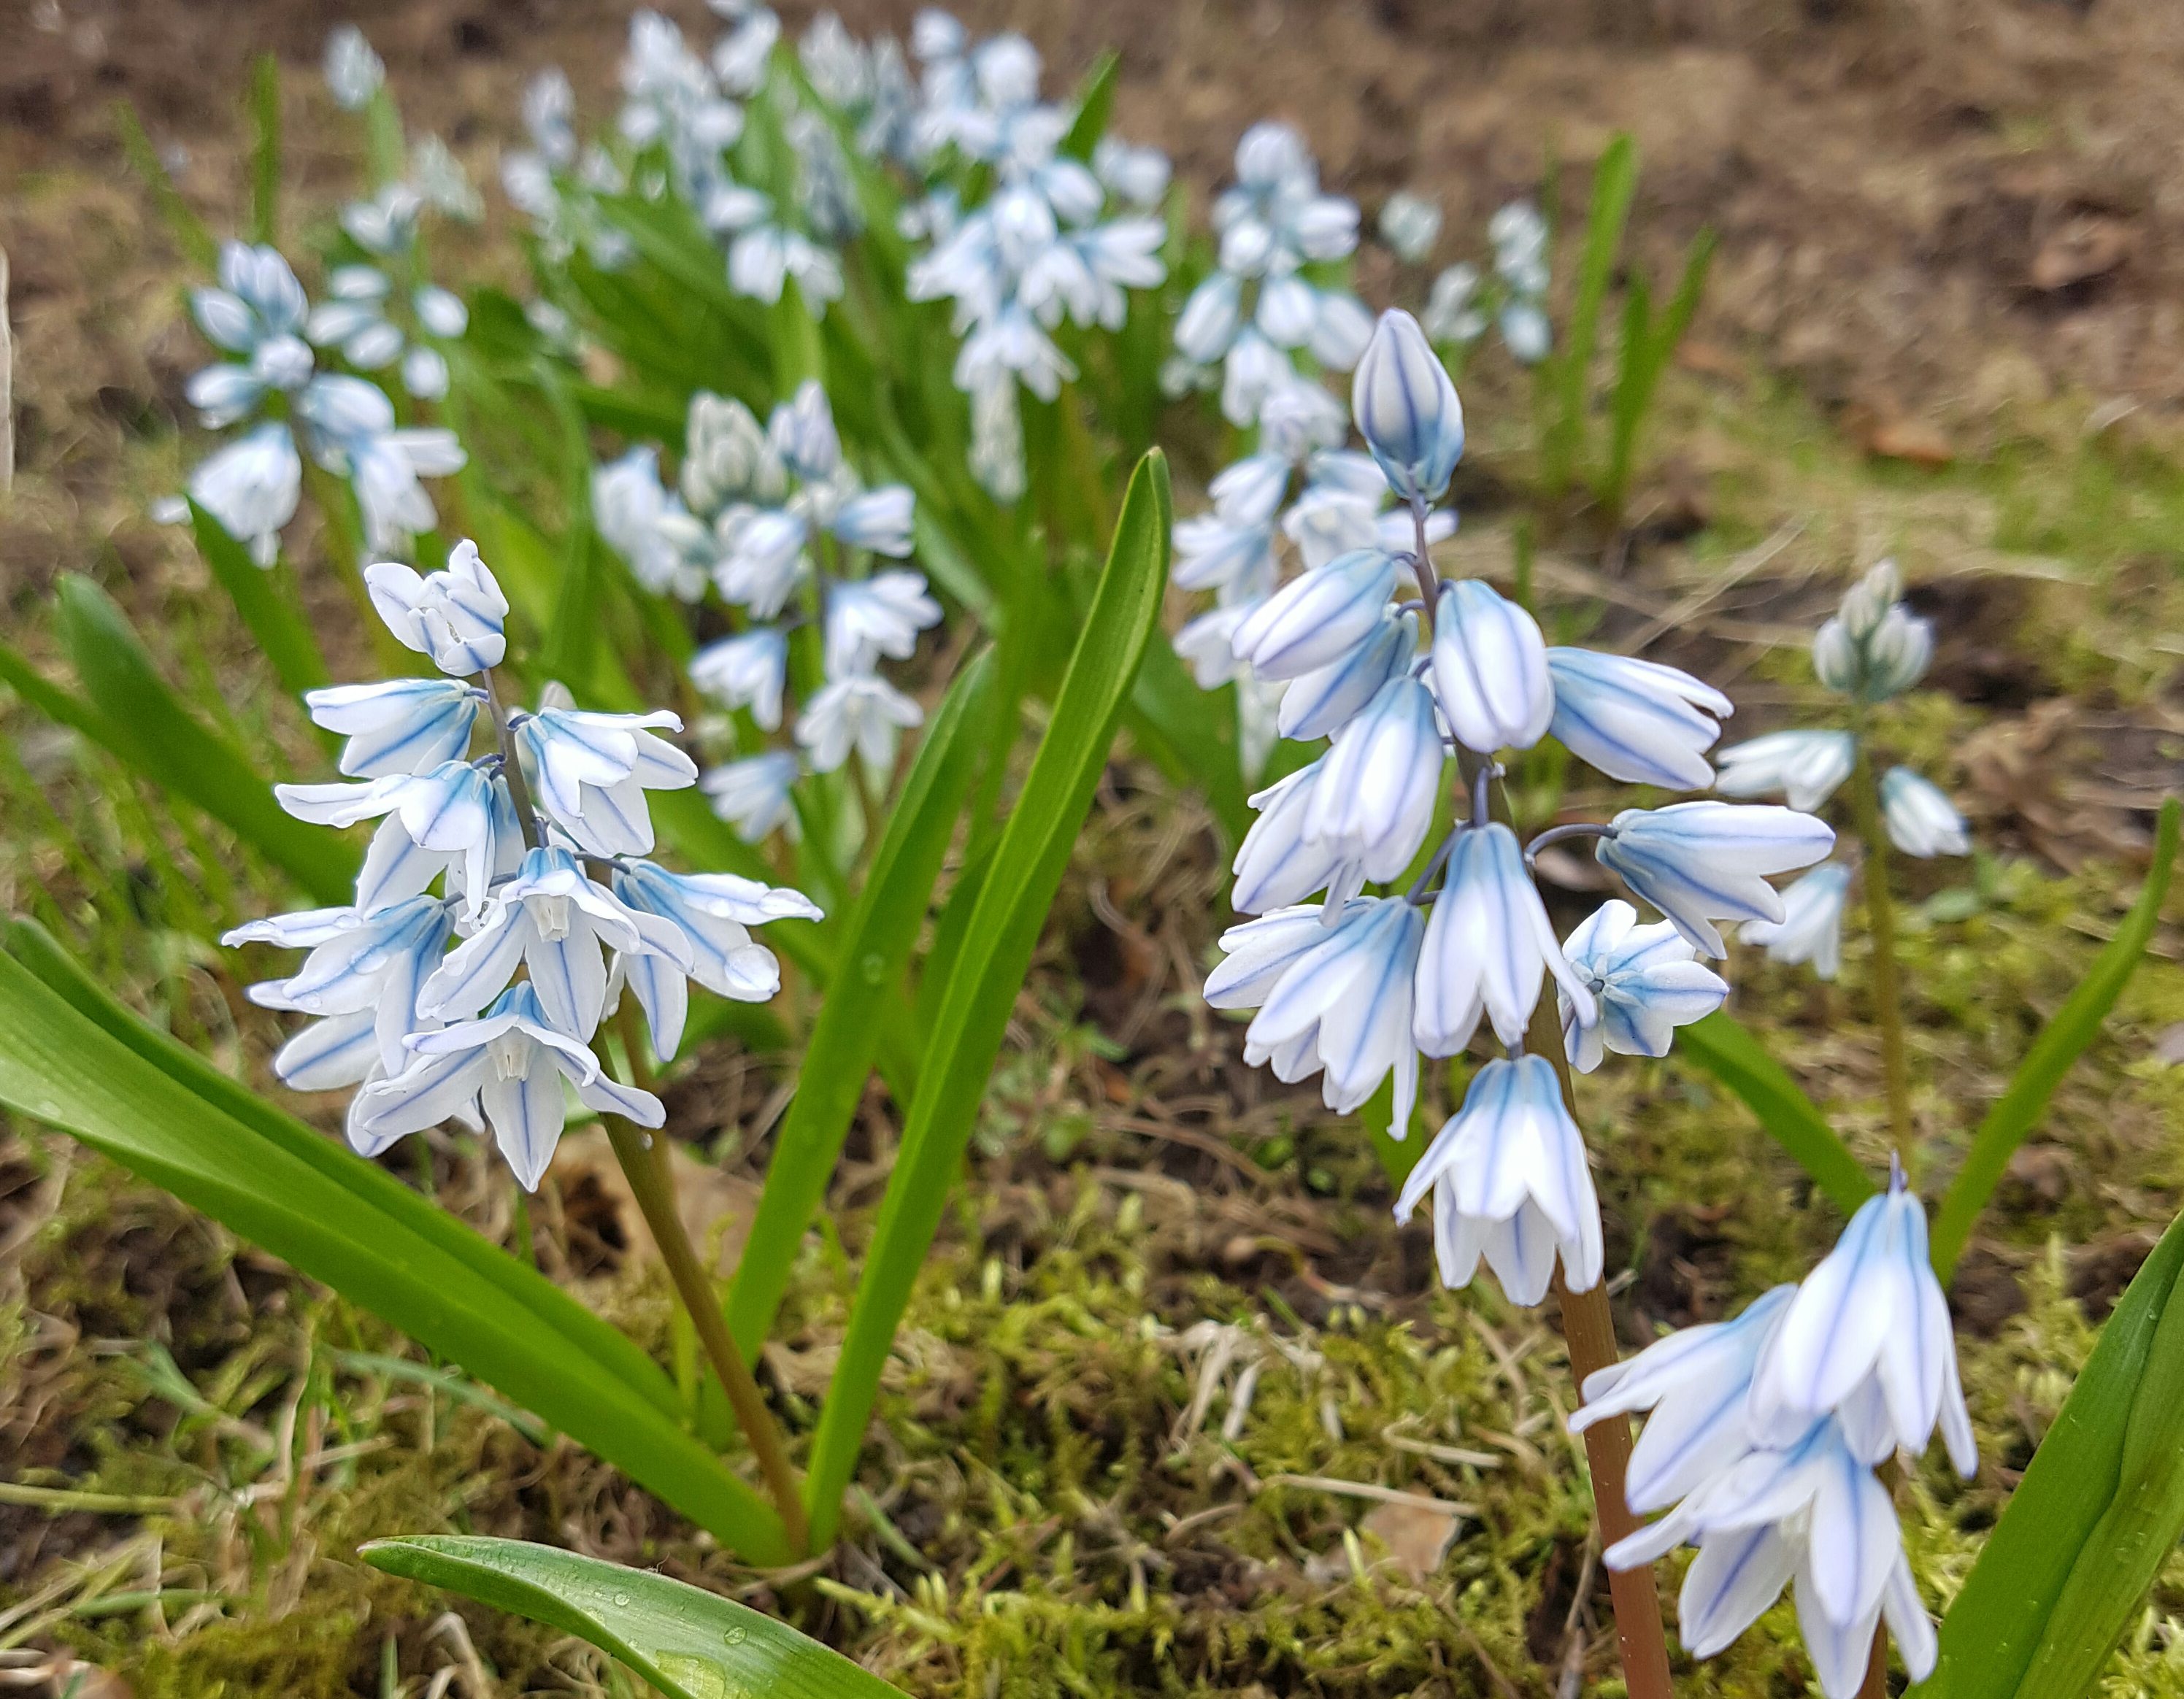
[1394,1053,1604,1304]
[277,758,515,917]
[1230,547,1400,680]
[226,894,454,1079]
[1741,863,1853,979]
[1378,191,1443,263]
[323,24,385,110]
[1431,578,1553,754]
[1595,801,1836,957]
[355,982,664,1190]
[1558,898,1728,1071]
[1415,823,1596,1055]
[595,447,702,600]
[187,423,302,566]
[1813,560,1932,701]
[1093,136,1170,208]
[689,628,790,730]
[1277,606,1418,741]
[1352,309,1464,504]
[1228,759,1363,915]
[1546,648,1731,791]
[830,485,917,556]
[1423,263,1487,345]
[702,750,801,841]
[824,571,941,676]
[1714,728,1856,812]
[796,673,923,774]
[1302,674,1445,883]
[305,676,483,777]
[1878,768,1968,858]
[612,859,823,1057]
[364,539,510,674]
[510,705,698,856]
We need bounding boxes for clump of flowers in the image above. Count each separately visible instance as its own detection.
[1181,307,1967,1692]
[1420,199,1553,366]
[223,539,820,1187]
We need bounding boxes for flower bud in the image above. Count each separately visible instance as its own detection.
[1351,309,1465,504]
[1430,578,1552,754]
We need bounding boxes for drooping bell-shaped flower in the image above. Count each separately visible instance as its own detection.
[226,893,454,1079]
[1228,759,1365,915]
[1231,547,1401,681]
[1301,674,1445,885]
[1377,191,1443,264]
[1277,606,1418,742]
[611,860,823,1059]
[304,677,483,777]
[1741,862,1853,979]
[364,539,510,675]
[1557,898,1729,1071]
[1713,729,1856,812]
[277,759,515,917]
[688,628,791,731]
[1351,309,1464,504]
[188,423,304,566]
[1207,896,1426,1134]
[1593,801,1835,957]
[1414,822,1596,1054]
[1431,578,1553,755]
[1877,768,1969,858]
[355,982,664,1190]
[1545,648,1731,792]
[1393,1054,1604,1305]
[824,571,943,676]
[797,672,924,774]
[510,706,699,856]
[702,750,801,842]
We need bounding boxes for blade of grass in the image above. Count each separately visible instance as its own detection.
[188,500,329,700]
[1059,51,1120,161]
[1540,133,1637,504]
[726,651,994,1360]
[1674,1011,1875,1214]
[1602,228,1715,523]
[246,53,280,246]
[1931,796,2180,1279]
[113,101,218,269]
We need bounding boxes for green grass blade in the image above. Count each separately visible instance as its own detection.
[112,101,217,269]
[363,1537,902,1699]
[1674,1011,1875,1213]
[0,938,788,1561]
[246,53,280,246]
[53,574,355,905]
[726,652,995,1360]
[188,500,328,699]
[0,639,125,748]
[1915,1207,2184,1699]
[1060,51,1120,161]
[1602,228,1715,523]
[801,452,1172,1546]
[1540,133,1637,503]
[1931,797,2181,1280]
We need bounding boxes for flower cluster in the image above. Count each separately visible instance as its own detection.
[1419,200,1553,365]
[163,240,466,564]
[1196,308,1834,1302]
[223,539,820,1189]
[1573,1165,1974,1695]
[1718,560,1969,978]
[591,382,937,844]
[1168,121,1372,428]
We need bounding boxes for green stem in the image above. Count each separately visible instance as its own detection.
[1847,731,1915,1161]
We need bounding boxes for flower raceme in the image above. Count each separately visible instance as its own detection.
[226,537,819,1192]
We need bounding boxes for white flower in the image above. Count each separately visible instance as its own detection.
[1174,604,1257,690]
[304,677,482,777]
[1394,1054,1604,1305]
[1558,899,1728,1071]
[1352,310,1464,504]
[1741,863,1853,979]
[1423,263,1486,344]
[824,571,942,675]
[702,750,800,841]
[1546,648,1731,791]
[226,894,453,1079]
[1878,768,1969,858]
[1415,823,1596,1054]
[323,24,385,110]
[1206,896,1425,1133]
[419,845,692,1038]
[1431,578,1553,754]
[1377,191,1443,263]
[1227,759,1369,915]
[355,983,664,1190]
[364,539,510,674]
[277,760,515,918]
[1594,801,1835,957]
[510,706,699,856]
[831,485,917,556]
[1813,560,1933,702]
[797,673,923,773]
[689,628,789,730]
[612,859,822,1058]
[1231,548,1400,681]
[188,423,303,566]
[1093,136,1171,207]
[1714,729,1856,812]
[1302,675,1445,884]
[1277,606,1418,742]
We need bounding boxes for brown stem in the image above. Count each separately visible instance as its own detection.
[597,1004,810,1555]
[1847,732,1915,1162]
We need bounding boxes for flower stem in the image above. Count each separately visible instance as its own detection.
[480,668,540,850]
[1847,731,1915,1161]
[597,1004,811,1557]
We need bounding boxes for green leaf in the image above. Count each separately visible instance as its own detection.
[1059,52,1120,161]
[1540,133,1637,503]
[246,53,280,246]
[1915,1206,2184,1699]
[726,652,995,1360]
[52,575,355,906]
[1674,1012,1875,1214]
[1931,797,2181,1280]
[1602,228,1715,522]
[0,925,789,1562]
[362,1536,902,1699]
[801,452,1172,1545]
[188,501,328,701]
[1120,634,1250,845]
[112,100,217,269]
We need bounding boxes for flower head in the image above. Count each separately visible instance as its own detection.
[1740,863,1853,979]
[1878,768,1969,858]
[1714,729,1856,813]
[365,539,510,675]
[1431,578,1553,755]
[1558,898,1727,1071]
[1546,649,1731,792]
[1595,801,1835,957]
[1415,822,1596,1054]
[1352,310,1464,504]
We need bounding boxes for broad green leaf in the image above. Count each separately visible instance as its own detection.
[1931,796,2181,1280]
[363,1536,902,1699]
[113,100,218,269]
[1916,1207,2184,1699]
[0,926,788,1562]
[188,500,329,701]
[1674,1012,1875,1214]
[726,652,994,1360]
[53,574,355,906]
[1059,52,1120,162]
[801,452,1172,1546]
[1540,133,1637,502]
[247,53,280,245]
